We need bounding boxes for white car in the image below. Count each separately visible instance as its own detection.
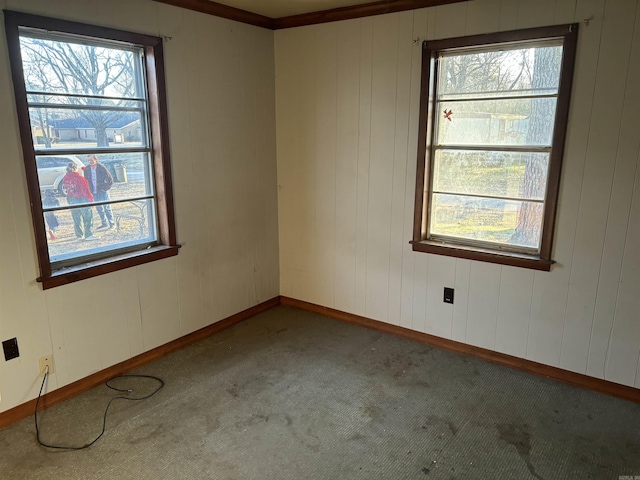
[36,155,85,195]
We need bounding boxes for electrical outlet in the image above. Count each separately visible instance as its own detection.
[39,355,54,377]
[444,287,454,304]
[2,338,19,361]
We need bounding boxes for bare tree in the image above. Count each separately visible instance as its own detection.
[509,46,561,247]
[20,37,136,147]
[22,56,55,147]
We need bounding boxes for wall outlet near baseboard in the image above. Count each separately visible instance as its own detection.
[2,338,19,361]
[39,355,54,376]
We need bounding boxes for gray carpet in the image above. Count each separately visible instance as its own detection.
[1,305,639,479]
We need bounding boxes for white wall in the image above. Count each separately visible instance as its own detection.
[275,0,640,388]
[0,0,279,413]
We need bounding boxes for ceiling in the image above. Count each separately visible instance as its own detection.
[207,0,373,19]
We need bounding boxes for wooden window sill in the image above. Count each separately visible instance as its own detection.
[411,240,553,271]
[38,245,180,289]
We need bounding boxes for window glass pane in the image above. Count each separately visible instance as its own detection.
[38,152,152,198]
[430,193,543,249]
[438,44,563,97]
[433,150,549,201]
[436,97,557,146]
[36,154,83,193]
[29,107,145,149]
[90,152,154,200]
[19,36,140,98]
[44,199,157,265]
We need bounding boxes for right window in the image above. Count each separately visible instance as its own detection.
[413,25,578,271]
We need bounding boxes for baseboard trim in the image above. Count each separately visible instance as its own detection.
[280,296,640,403]
[0,296,281,430]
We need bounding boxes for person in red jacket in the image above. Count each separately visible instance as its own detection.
[62,162,96,240]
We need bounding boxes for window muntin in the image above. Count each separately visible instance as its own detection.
[413,25,578,269]
[19,32,158,269]
[5,10,178,288]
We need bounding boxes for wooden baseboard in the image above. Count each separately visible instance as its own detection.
[0,296,281,430]
[4,294,637,430]
[280,296,640,404]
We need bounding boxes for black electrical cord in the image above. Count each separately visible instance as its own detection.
[34,365,164,450]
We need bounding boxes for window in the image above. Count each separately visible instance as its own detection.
[412,25,578,271]
[4,11,178,288]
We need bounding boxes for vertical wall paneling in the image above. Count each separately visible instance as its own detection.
[276,27,316,302]
[451,259,471,343]
[137,258,181,351]
[516,0,556,29]
[364,13,399,322]
[120,268,144,358]
[466,262,501,350]
[554,0,578,24]
[184,10,211,332]
[42,290,65,389]
[527,0,604,366]
[92,274,134,368]
[226,23,253,314]
[334,21,361,314]
[606,151,640,386]
[465,0,501,35]
[411,3,429,331]
[560,0,636,374]
[606,147,640,387]
[274,28,295,299]
[353,17,374,316]
[161,5,201,333]
[411,253,429,334]
[495,267,534,357]
[55,280,103,382]
[399,8,429,330]
[604,4,640,386]
[387,10,414,326]
[314,23,338,308]
[433,2,468,39]
[254,28,279,306]
[586,3,640,379]
[499,0,519,30]
[275,28,310,298]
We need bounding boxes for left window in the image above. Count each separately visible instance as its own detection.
[4,11,178,289]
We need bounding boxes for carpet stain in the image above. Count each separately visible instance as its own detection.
[235,413,269,430]
[227,384,240,398]
[363,405,385,422]
[496,423,544,480]
[206,415,221,434]
[128,423,164,445]
[424,415,457,437]
[284,414,293,426]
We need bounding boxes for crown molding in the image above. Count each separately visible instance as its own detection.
[153,0,469,30]
[272,0,468,29]
[153,0,274,29]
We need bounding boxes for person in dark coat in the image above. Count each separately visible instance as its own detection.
[84,154,115,230]
[42,189,60,241]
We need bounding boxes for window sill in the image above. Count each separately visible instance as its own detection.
[411,240,553,271]
[38,245,180,289]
